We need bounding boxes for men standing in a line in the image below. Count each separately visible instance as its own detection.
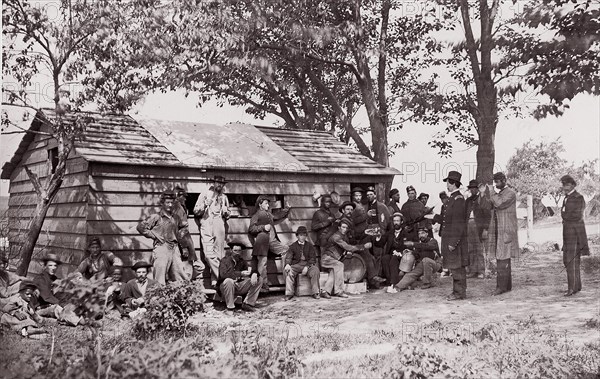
[137,190,189,285]
[441,171,468,300]
[397,226,442,291]
[174,186,205,283]
[194,176,230,286]
[284,226,320,300]
[322,219,372,298]
[351,187,368,240]
[387,188,401,215]
[248,196,290,292]
[311,194,336,250]
[218,243,261,313]
[559,174,589,296]
[481,172,519,296]
[465,180,491,279]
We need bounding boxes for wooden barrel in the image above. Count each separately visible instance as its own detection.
[343,254,366,283]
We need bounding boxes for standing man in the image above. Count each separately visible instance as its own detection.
[193,176,230,286]
[218,243,261,313]
[559,175,589,296]
[322,220,372,298]
[311,194,336,249]
[174,186,205,282]
[387,188,401,215]
[351,187,368,240]
[441,171,468,300]
[401,185,433,241]
[418,193,430,207]
[365,185,391,233]
[248,196,290,291]
[481,172,519,296]
[465,180,491,279]
[284,226,320,300]
[137,190,189,285]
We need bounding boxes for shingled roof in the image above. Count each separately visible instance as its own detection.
[1,109,401,178]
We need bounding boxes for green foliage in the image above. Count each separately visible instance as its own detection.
[132,281,206,340]
[53,277,108,320]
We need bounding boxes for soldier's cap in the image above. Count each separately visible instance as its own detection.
[41,253,62,265]
[493,172,506,181]
[351,186,365,193]
[256,195,271,206]
[160,189,176,200]
[175,186,188,197]
[109,265,123,274]
[418,192,429,200]
[406,185,416,193]
[467,180,479,189]
[19,280,37,293]
[339,218,353,227]
[391,212,404,220]
[339,201,356,212]
[439,191,448,200]
[560,174,577,186]
[366,185,376,193]
[228,241,248,250]
[296,226,308,235]
[132,261,152,270]
[389,188,399,197]
[87,237,101,249]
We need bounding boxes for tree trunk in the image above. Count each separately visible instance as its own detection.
[475,122,496,184]
[16,199,53,275]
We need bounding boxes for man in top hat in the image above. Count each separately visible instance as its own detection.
[388,188,401,215]
[441,171,469,300]
[311,194,337,249]
[137,190,189,285]
[174,186,205,282]
[284,226,321,300]
[1,281,47,338]
[248,195,290,291]
[193,176,230,286]
[480,172,519,296]
[397,225,442,291]
[75,237,123,281]
[559,174,589,296]
[322,219,373,298]
[120,261,160,313]
[351,187,369,240]
[465,180,491,279]
[218,241,261,313]
[401,185,434,241]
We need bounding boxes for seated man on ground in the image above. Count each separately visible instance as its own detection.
[104,266,126,316]
[120,261,160,317]
[396,226,442,291]
[1,256,26,306]
[375,212,411,293]
[1,281,48,338]
[75,237,123,281]
[321,219,372,299]
[218,242,262,313]
[33,254,81,326]
[284,226,321,300]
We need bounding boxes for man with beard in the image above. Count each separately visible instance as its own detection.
[441,171,468,300]
[365,186,391,233]
[465,180,491,279]
[138,190,189,285]
[121,261,160,313]
[311,194,337,250]
[351,187,369,240]
[387,188,401,215]
[194,176,230,286]
[559,174,589,296]
[480,172,519,296]
[397,226,442,290]
[401,186,433,241]
[218,243,261,313]
[374,213,410,293]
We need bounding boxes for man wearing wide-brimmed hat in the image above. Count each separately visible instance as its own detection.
[33,253,64,312]
[441,171,469,300]
[193,176,230,286]
[120,261,160,312]
[284,226,320,300]
[480,172,519,296]
[137,190,189,285]
[465,180,491,279]
[559,174,589,296]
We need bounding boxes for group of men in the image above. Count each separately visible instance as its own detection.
[1,170,590,335]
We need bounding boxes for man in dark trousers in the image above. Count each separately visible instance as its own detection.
[398,225,442,290]
[311,194,336,250]
[401,185,433,241]
[218,244,261,312]
[560,174,589,296]
[465,180,491,279]
[374,213,410,293]
[284,226,320,300]
[441,171,468,300]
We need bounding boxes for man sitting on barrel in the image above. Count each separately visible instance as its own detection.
[284,226,320,300]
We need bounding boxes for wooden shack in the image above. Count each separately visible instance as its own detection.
[2,109,400,283]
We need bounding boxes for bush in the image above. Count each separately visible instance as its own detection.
[132,281,206,340]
